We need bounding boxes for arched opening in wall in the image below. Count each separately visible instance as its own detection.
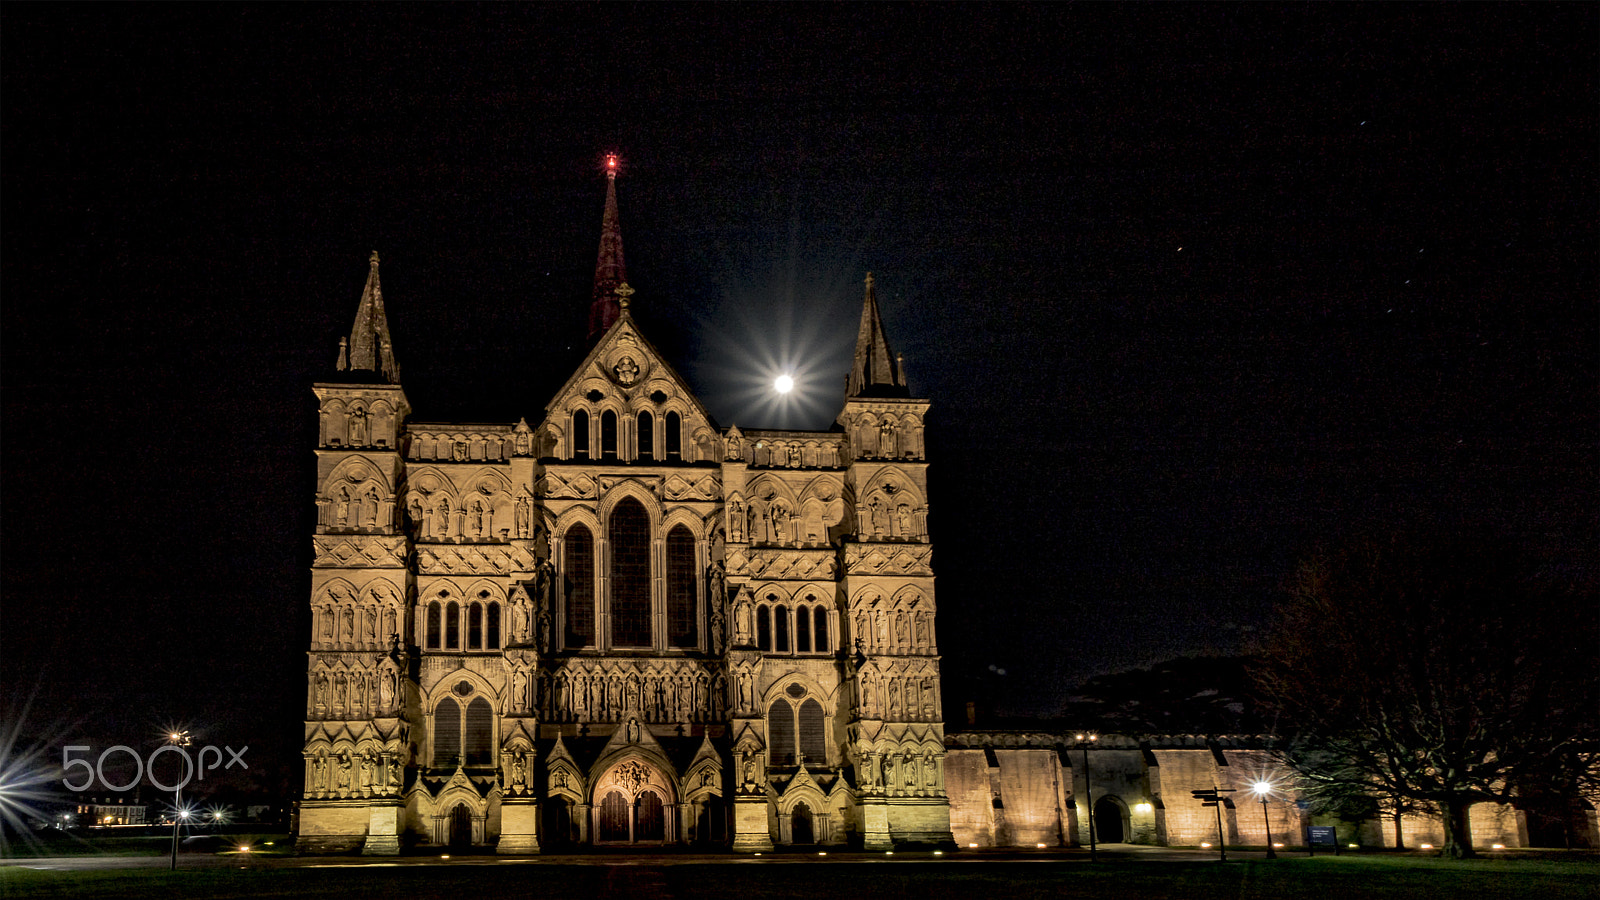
[599,791,629,842]
[665,412,682,460]
[564,525,595,648]
[609,498,651,647]
[791,802,814,844]
[486,603,501,649]
[434,698,461,767]
[636,790,664,841]
[756,605,771,650]
[813,606,829,652]
[463,697,493,766]
[774,605,790,652]
[467,602,483,650]
[600,410,618,460]
[446,601,460,649]
[798,699,827,766]
[796,607,812,652]
[1095,797,1126,843]
[666,525,698,648]
[572,410,589,460]
[637,411,654,461]
[543,797,573,849]
[768,698,795,766]
[426,602,441,649]
[698,794,727,845]
[448,803,473,848]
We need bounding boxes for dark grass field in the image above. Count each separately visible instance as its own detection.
[3,855,1596,900]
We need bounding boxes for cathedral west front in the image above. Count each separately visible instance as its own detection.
[296,164,952,853]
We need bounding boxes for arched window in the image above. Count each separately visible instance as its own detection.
[774,604,790,652]
[665,411,682,460]
[601,410,618,460]
[446,601,460,649]
[427,601,441,649]
[757,605,771,651]
[487,602,501,649]
[666,525,697,648]
[565,525,595,648]
[609,498,651,647]
[768,698,795,766]
[434,697,461,766]
[813,606,828,652]
[468,602,483,650]
[464,697,493,765]
[798,699,827,765]
[637,411,654,461]
[572,410,589,460]
[796,606,812,653]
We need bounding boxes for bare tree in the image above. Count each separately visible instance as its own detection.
[1253,535,1598,859]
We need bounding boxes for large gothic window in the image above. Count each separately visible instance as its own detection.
[665,412,682,460]
[798,699,827,765]
[609,498,651,647]
[767,698,795,766]
[434,697,461,766]
[637,411,654,461]
[464,697,493,765]
[565,525,595,648]
[601,410,618,460]
[666,525,697,648]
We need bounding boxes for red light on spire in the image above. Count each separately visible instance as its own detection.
[605,153,620,178]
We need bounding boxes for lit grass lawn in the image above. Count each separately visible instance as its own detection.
[1,856,1595,900]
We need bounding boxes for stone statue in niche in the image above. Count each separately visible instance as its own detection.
[614,356,639,385]
[627,719,641,743]
[733,587,754,646]
[512,670,527,712]
[553,769,568,789]
[336,487,351,526]
[536,600,552,654]
[408,498,423,534]
[511,590,530,644]
[725,427,743,461]
[728,500,745,542]
[880,420,896,457]
[433,500,451,538]
[514,419,532,456]
[868,497,887,535]
[350,409,368,446]
[709,594,727,655]
[380,669,395,710]
[515,496,530,538]
[511,751,526,788]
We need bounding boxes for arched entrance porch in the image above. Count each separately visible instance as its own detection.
[590,757,678,845]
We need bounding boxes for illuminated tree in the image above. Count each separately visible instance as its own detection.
[1253,535,1598,859]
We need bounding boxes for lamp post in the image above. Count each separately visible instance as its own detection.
[1074,733,1098,862]
[167,730,191,871]
[1251,781,1277,859]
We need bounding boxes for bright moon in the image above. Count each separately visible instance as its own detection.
[774,374,794,394]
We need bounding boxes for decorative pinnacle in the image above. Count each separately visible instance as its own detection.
[865,272,874,289]
[369,250,380,267]
[615,282,634,311]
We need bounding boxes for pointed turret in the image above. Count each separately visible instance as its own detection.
[845,272,909,398]
[338,251,400,383]
[588,155,628,341]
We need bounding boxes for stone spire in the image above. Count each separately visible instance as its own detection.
[588,154,627,341]
[338,251,400,383]
[845,272,908,398]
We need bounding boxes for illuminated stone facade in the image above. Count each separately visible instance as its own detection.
[295,175,951,853]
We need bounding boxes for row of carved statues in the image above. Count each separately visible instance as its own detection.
[311,592,404,650]
[317,485,396,530]
[510,664,731,724]
[851,606,937,655]
[852,745,945,797]
[303,747,404,798]
[309,665,404,720]
[856,669,941,722]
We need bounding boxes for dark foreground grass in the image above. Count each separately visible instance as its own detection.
[2,856,1595,900]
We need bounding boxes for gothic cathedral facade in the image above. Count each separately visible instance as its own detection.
[297,171,953,853]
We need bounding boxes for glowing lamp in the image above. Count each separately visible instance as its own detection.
[968,842,978,848]
[1201,842,1212,848]
[1135,802,1153,812]
[1036,842,1047,848]
[1419,843,1433,850]
[1492,843,1506,850]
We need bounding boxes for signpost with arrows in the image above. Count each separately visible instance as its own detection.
[1192,787,1236,861]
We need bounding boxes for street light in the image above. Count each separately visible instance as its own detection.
[167,730,191,871]
[1251,780,1277,859]
[1074,733,1099,862]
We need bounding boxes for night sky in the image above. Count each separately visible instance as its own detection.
[3,5,1595,794]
